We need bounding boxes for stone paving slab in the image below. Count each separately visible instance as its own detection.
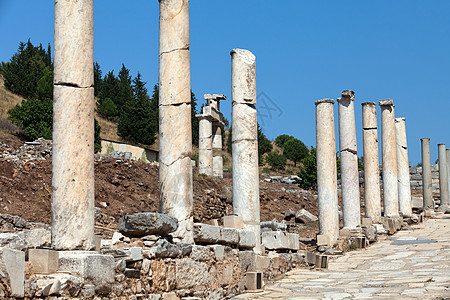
[236,215,450,299]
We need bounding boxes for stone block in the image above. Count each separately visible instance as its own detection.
[223,215,244,229]
[205,219,219,226]
[361,217,372,226]
[351,237,367,249]
[162,292,180,300]
[295,209,318,223]
[373,223,386,234]
[29,248,59,274]
[219,227,239,245]
[245,271,263,291]
[94,235,101,252]
[0,247,25,297]
[124,268,140,278]
[261,231,299,250]
[193,223,220,244]
[221,264,234,286]
[316,234,332,246]
[239,250,256,272]
[102,247,143,262]
[153,239,181,259]
[362,225,377,242]
[58,251,115,285]
[175,259,210,289]
[315,255,328,269]
[255,255,270,271]
[386,218,396,235]
[424,209,433,217]
[208,245,225,260]
[305,251,316,265]
[339,228,351,237]
[190,245,211,261]
[237,229,257,249]
[119,212,178,237]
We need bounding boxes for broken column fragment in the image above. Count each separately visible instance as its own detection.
[197,114,213,176]
[438,143,449,210]
[315,99,339,245]
[361,102,382,223]
[379,99,399,217]
[447,149,450,205]
[52,0,95,250]
[395,117,413,216]
[158,0,193,243]
[421,138,434,210]
[212,124,223,178]
[338,90,361,229]
[230,48,261,253]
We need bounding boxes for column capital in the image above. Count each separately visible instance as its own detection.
[379,99,394,106]
[315,98,334,105]
[341,90,355,100]
[361,101,376,106]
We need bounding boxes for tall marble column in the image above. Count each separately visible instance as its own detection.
[447,149,450,206]
[231,48,260,252]
[316,99,339,244]
[379,99,399,217]
[158,0,193,243]
[421,138,433,210]
[361,102,382,223]
[395,117,413,216]
[338,90,361,229]
[438,144,449,209]
[212,124,223,178]
[52,0,95,250]
[198,116,213,176]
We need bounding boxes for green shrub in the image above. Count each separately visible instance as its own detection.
[265,152,287,171]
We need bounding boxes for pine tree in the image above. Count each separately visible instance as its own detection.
[115,64,134,114]
[93,62,102,97]
[191,91,199,146]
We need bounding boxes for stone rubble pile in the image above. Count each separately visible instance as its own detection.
[0,138,52,169]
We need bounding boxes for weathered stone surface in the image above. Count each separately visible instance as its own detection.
[208,245,225,260]
[193,223,220,243]
[362,225,377,242]
[245,271,262,290]
[0,247,25,297]
[295,209,318,223]
[29,248,59,274]
[438,144,449,208]
[190,245,211,261]
[239,250,256,273]
[175,259,210,289]
[197,115,213,176]
[255,255,271,271]
[316,99,339,245]
[262,231,299,250]
[395,117,413,216]
[119,212,178,237]
[260,219,287,232]
[223,215,244,229]
[154,239,181,259]
[220,227,239,245]
[102,247,142,262]
[58,251,114,285]
[421,139,434,209]
[237,229,256,249]
[32,273,82,298]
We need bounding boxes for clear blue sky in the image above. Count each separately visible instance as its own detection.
[1,1,449,165]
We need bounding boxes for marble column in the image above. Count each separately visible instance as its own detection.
[379,99,399,217]
[230,48,260,252]
[337,90,361,229]
[198,116,213,176]
[212,124,223,178]
[158,0,193,243]
[447,149,450,206]
[395,117,413,216]
[438,144,449,209]
[315,99,339,244]
[52,0,95,250]
[361,102,382,223]
[421,138,433,210]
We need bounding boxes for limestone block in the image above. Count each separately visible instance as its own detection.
[361,217,373,227]
[29,248,59,274]
[33,273,82,298]
[101,247,143,261]
[208,245,225,260]
[223,215,244,229]
[162,292,180,300]
[362,225,377,242]
[221,264,234,286]
[260,219,287,232]
[58,251,114,284]
[193,223,220,243]
[0,247,25,297]
[261,231,299,250]
[315,255,328,269]
[190,245,211,261]
[153,239,182,259]
[52,85,95,250]
[175,259,210,289]
[255,255,270,271]
[295,209,318,223]
[219,227,239,245]
[316,234,332,246]
[305,251,316,265]
[119,212,178,237]
[245,271,262,291]
[237,229,257,249]
[54,0,93,87]
[239,250,256,272]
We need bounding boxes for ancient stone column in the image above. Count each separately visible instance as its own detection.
[52,0,95,250]
[361,102,382,223]
[379,99,399,217]
[438,144,449,209]
[212,124,223,178]
[447,149,450,206]
[158,0,193,243]
[315,99,339,244]
[231,48,260,252]
[197,116,213,176]
[421,138,433,210]
[337,90,361,229]
[395,117,413,216]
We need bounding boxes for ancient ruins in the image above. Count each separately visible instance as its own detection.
[0,0,449,299]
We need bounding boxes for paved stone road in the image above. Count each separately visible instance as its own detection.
[237,215,450,299]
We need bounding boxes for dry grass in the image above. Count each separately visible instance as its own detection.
[0,75,24,120]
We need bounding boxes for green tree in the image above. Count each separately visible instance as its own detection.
[97,97,118,121]
[191,91,200,146]
[258,125,273,165]
[226,126,232,154]
[149,84,159,133]
[298,147,317,190]
[1,40,52,99]
[283,138,309,166]
[94,118,102,153]
[35,67,53,100]
[93,62,102,97]
[265,152,287,170]
[275,134,294,148]
[99,70,120,102]
[115,64,134,114]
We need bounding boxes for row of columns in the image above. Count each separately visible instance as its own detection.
[316,91,415,244]
[51,0,260,250]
